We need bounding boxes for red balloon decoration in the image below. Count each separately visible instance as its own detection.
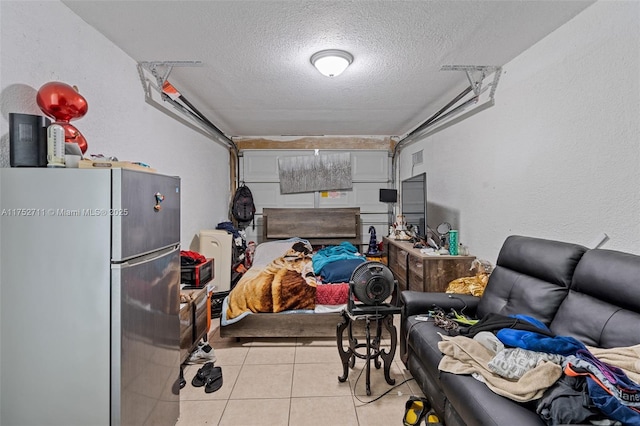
[36,81,89,153]
[59,122,88,154]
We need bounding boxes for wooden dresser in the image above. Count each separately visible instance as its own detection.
[384,237,475,293]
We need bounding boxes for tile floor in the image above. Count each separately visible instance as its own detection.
[177,318,426,426]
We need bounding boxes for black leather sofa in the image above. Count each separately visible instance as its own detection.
[400,235,640,426]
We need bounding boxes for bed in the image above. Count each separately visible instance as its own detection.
[219,207,364,338]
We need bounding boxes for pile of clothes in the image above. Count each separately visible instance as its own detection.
[435,312,640,425]
[312,241,365,283]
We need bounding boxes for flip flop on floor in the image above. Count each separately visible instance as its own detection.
[191,361,215,387]
[403,395,430,426]
[204,366,223,393]
[179,367,186,389]
[424,409,443,426]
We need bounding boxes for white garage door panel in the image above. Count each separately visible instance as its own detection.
[317,183,389,210]
[241,151,279,182]
[318,190,353,208]
[361,212,390,225]
[319,183,388,213]
[318,150,389,182]
[277,191,315,208]
[352,151,390,181]
[242,150,314,181]
[352,182,393,213]
[244,183,279,210]
[249,182,315,211]
[243,150,388,183]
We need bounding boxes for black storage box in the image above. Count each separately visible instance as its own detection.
[210,291,229,318]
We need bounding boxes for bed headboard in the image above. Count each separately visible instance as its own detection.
[262,207,361,247]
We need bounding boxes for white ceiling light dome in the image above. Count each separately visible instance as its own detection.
[310,49,353,77]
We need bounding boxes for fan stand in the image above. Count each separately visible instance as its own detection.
[336,286,401,395]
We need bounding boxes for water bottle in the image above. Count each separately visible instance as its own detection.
[448,230,459,255]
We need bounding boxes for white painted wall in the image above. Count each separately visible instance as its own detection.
[0,1,231,249]
[398,0,640,263]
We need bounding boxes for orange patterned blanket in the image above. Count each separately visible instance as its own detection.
[226,240,318,320]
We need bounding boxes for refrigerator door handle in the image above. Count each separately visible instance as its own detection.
[114,244,179,267]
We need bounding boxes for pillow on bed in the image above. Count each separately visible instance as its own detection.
[319,258,365,283]
[252,238,310,268]
[316,283,349,305]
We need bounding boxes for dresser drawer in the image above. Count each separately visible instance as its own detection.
[179,302,193,363]
[193,289,209,342]
[395,249,408,277]
[388,245,408,290]
[407,255,424,292]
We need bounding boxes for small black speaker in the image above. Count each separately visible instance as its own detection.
[379,188,397,203]
[9,113,51,167]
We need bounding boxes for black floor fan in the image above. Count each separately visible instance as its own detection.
[348,261,400,316]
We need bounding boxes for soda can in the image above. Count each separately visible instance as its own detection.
[449,230,459,255]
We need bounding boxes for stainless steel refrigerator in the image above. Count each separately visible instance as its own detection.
[0,168,181,425]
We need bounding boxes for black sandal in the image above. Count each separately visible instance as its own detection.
[403,395,430,426]
[191,361,214,387]
[425,409,443,425]
[204,366,223,393]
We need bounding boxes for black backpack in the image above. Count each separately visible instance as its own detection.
[232,184,256,228]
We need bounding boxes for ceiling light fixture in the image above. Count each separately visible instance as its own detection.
[310,49,353,77]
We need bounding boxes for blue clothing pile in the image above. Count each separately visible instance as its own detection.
[458,313,640,425]
[312,242,364,275]
[498,315,640,425]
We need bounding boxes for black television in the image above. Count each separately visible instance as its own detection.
[379,188,397,203]
[401,173,427,237]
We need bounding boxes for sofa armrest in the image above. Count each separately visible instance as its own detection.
[400,291,480,318]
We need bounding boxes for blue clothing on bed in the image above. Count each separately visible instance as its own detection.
[318,258,366,283]
[312,242,364,275]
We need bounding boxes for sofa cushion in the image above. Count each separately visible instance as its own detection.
[570,249,640,313]
[477,268,570,325]
[439,372,545,426]
[493,235,587,286]
[477,235,587,324]
[550,290,640,347]
[550,248,640,348]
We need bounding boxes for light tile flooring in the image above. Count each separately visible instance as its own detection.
[177,319,425,426]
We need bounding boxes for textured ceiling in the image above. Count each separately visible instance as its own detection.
[62,0,595,138]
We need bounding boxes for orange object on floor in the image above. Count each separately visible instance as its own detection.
[206,292,211,333]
